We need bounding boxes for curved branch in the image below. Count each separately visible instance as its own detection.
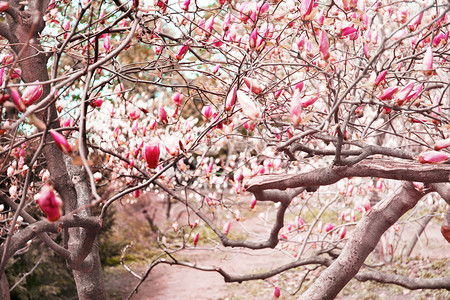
[247,159,450,192]
[155,181,300,250]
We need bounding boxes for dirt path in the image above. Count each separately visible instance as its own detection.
[105,195,449,299]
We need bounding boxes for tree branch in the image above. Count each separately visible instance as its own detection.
[247,160,450,192]
[299,183,427,299]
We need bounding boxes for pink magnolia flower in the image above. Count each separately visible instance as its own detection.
[0,1,9,13]
[302,93,319,108]
[237,91,260,120]
[422,46,434,75]
[114,83,124,97]
[250,197,257,209]
[9,185,18,198]
[144,142,160,168]
[225,85,237,111]
[50,130,72,154]
[129,109,140,120]
[341,26,357,38]
[363,43,370,59]
[248,28,258,50]
[159,106,168,124]
[22,81,43,106]
[11,88,26,112]
[193,233,199,246]
[374,70,387,86]
[379,86,398,101]
[297,32,306,50]
[418,151,449,164]
[91,98,103,108]
[103,34,111,52]
[172,92,184,106]
[319,30,330,60]
[363,198,371,212]
[37,185,63,222]
[11,68,21,79]
[294,81,304,93]
[434,138,450,151]
[324,223,335,232]
[300,0,314,20]
[182,0,190,11]
[176,41,190,60]
[243,77,263,94]
[274,286,280,298]
[290,89,302,125]
[205,16,214,33]
[223,221,231,235]
[408,12,423,31]
[223,12,231,31]
[317,8,325,25]
[339,226,347,239]
[395,82,415,105]
[202,105,213,120]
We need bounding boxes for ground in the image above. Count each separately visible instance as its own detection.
[104,192,450,300]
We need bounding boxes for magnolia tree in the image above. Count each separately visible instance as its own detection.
[0,0,449,298]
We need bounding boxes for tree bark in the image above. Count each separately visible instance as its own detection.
[299,183,426,300]
[0,272,10,300]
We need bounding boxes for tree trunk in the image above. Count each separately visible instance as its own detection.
[3,5,106,299]
[299,183,425,300]
[0,272,10,300]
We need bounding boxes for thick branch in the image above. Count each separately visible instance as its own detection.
[247,160,450,192]
[355,270,450,290]
[299,183,426,299]
[0,216,100,264]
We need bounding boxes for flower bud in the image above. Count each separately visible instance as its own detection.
[0,1,9,13]
[379,86,398,101]
[300,0,314,20]
[248,28,258,50]
[144,142,160,169]
[434,138,450,151]
[250,197,257,209]
[37,185,63,221]
[176,41,190,60]
[50,130,72,154]
[339,226,347,239]
[324,223,335,232]
[11,88,26,112]
[193,233,199,246]
[22,81,43,106]
[202,105,213,120]
[243,77,263,95]
[223,221,231,235]
[418,151,449,164]
[422,46,434,75]
[273,286,280,298]
[172,92,184,106]
[225,85,237,111]
[237,91,260,120]
[319,30,330,60]
[374,70,387,86]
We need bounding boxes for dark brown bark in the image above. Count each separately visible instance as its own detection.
[299,183,426,299]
